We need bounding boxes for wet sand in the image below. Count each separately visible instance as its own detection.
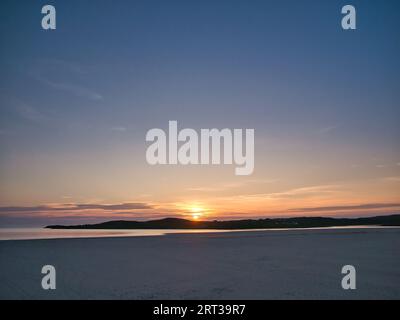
[0,227,399,299]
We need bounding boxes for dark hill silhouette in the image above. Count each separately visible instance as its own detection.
[45,214,400,229]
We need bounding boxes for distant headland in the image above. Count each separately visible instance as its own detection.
[45,214,400,230]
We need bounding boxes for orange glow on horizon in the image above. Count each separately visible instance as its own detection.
[189,206,205,220]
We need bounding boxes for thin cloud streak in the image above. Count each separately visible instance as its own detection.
[39,77,103,101]
[29,60,103,101]
[289,203,400,213]
[0,202,154,214]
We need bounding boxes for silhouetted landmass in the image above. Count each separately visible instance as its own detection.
[45,214,400,229]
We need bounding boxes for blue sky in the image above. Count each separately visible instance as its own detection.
[0,0,399,226]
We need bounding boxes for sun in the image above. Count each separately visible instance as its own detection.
[190,206,203,220]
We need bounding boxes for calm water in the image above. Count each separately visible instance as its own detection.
[0,226,396,240]
[0,228,232,240]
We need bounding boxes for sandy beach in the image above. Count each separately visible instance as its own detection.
[0,227,399,299]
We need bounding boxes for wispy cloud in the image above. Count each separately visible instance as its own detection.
[289,203,400,213]
[30,59,103,101]
[187,184,241,192]
[40,58,89,75]
[265,185,339,200]
[318,125,341,134]
[0,94,49,123]
[225,185,340,201]
[0,202,154,214]
[111,126,127,132]
[188,179,278,193]
[15,102,48,123]
[38,77,103,101]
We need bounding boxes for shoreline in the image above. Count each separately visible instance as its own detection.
[0,225,399,241]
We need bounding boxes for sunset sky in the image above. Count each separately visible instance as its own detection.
[1,0,399,226]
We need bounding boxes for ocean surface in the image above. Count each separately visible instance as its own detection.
[0,226,397,240]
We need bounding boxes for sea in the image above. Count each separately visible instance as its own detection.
[0,225,396,240]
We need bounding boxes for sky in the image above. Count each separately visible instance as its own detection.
[0,0,399,226]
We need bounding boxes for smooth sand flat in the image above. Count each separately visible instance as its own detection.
[0,228,399,299]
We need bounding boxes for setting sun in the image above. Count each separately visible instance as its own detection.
[190,206,203,220]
